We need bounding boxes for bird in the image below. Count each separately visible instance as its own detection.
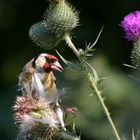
[19,53,63,103]
[18,53,66,130]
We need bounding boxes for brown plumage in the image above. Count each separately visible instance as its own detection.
[19,59,35,97]
[18,53,62,103]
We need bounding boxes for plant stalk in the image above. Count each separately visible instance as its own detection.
[65,35,80,57]
[88,73,121,140]
[64,35,121,140]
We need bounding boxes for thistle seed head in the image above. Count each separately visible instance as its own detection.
[13,96,60,140]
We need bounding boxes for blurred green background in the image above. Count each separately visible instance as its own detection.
[0,0,140,139]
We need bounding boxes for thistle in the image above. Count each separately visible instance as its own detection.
[29,0,79,50]
[13,96,59,140]
[13,95,79,140]
[120,11,140,69]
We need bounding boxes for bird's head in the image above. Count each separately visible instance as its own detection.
[33,53,63,73]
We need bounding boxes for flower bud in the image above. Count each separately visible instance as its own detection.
[43,0,79,35]
[29,22,64,50]
[29,0,79,50]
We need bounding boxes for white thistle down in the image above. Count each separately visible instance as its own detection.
[33,117,59,128]
[19,114,36,133]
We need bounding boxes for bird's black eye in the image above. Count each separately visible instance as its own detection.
[45,57,54,63]
[46,57,50,62]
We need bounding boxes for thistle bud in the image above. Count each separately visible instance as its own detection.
[29,0,79,50]
[43,0,79,35]
[29,22,64,50]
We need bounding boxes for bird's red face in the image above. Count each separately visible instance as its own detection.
[34,53,63,73]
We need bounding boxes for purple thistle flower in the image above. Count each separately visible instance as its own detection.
[120,11,140,41]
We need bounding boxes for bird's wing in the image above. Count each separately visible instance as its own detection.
[18,59,35,96]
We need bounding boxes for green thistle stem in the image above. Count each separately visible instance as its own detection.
[88,73,121,140]
[64,35,121,140]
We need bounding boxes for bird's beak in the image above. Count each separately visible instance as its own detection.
[51,61,63,72]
